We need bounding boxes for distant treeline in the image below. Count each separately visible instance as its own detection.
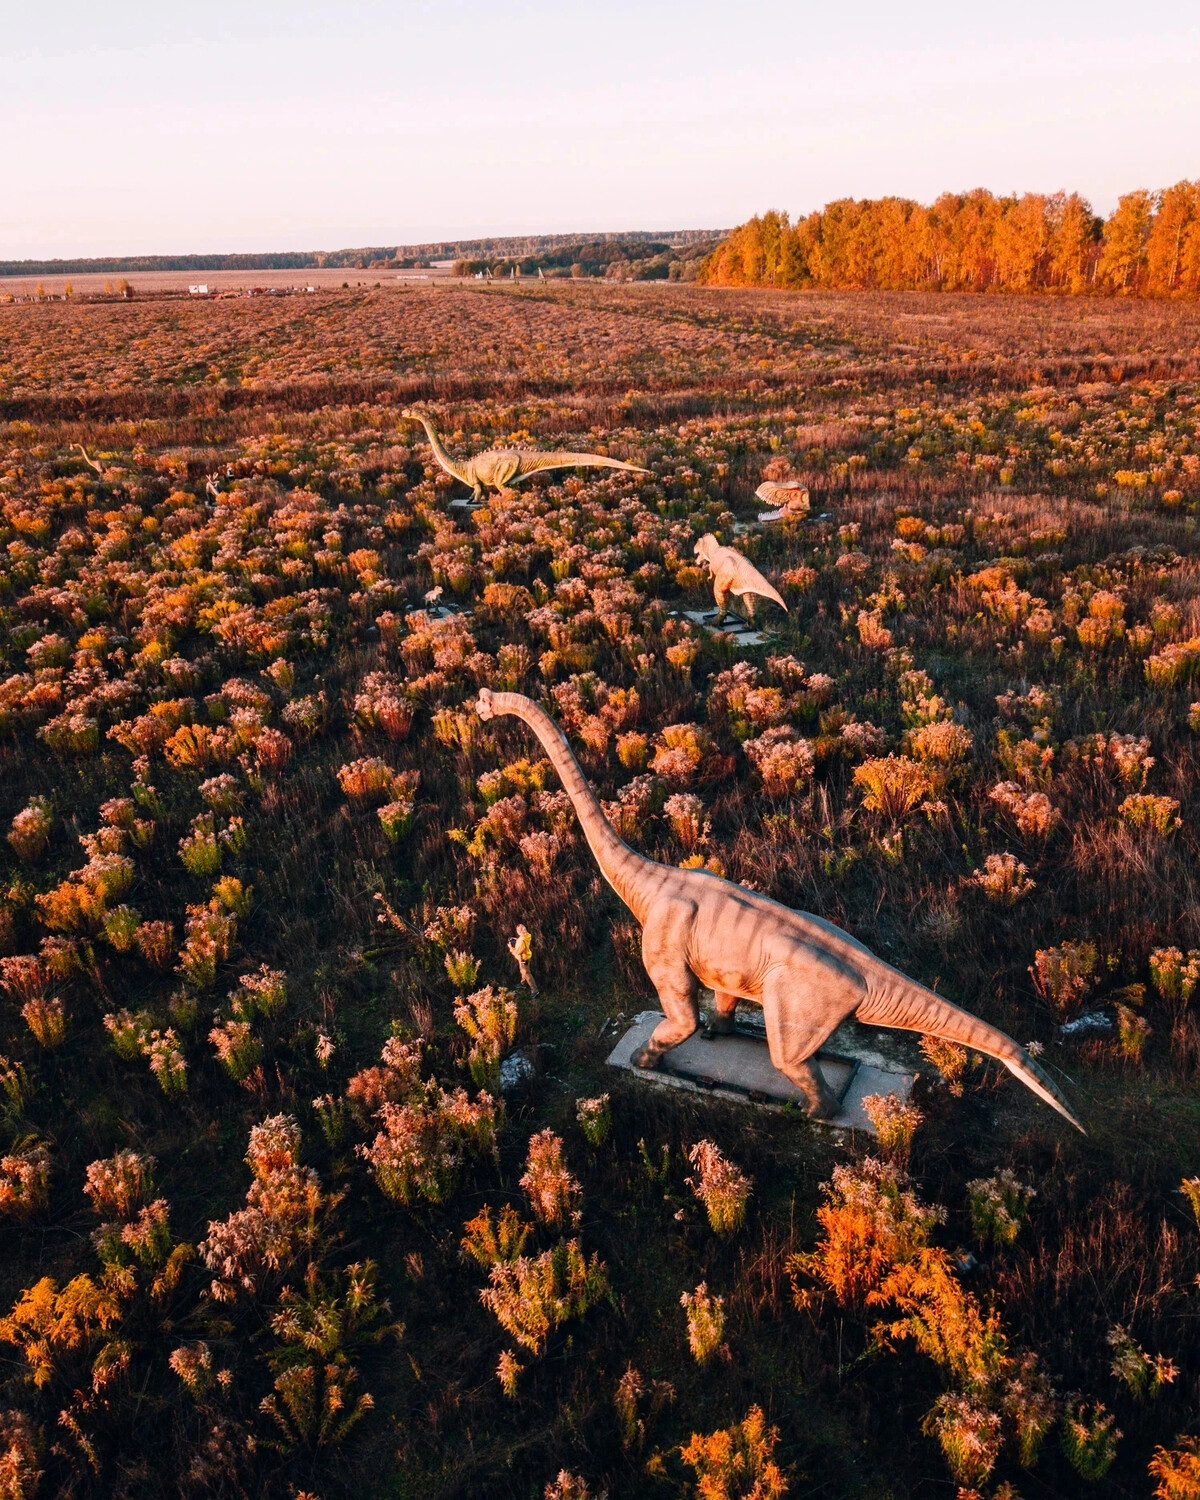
[453,238,725,282]
[0,230,726,280]
[0,250,396,278]
[698,185,1200,296]
[406,228,722,260]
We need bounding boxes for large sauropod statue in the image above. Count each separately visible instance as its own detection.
[694,533,788,625]
[402,409,649,501]
[474,688,1083,1131]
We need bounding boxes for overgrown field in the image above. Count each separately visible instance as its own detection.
[1,281,1199,1500]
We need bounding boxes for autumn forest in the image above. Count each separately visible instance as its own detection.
[699,185,1200,297]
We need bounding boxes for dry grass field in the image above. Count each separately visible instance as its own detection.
[0,280,1198,1500]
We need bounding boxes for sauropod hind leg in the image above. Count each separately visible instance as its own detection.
[760,967,857,1119]
[702,989,739,1039]
[632,900,701,1068]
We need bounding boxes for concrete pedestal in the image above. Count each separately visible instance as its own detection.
[607,1010,914,1134]
[678,608,775,648]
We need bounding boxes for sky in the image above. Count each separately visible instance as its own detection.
[3,0,1198,259]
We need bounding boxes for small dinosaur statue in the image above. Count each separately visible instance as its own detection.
[694,533,788,625]
[75,444,104,476]
[474,688,1083,1131]
[755,480,810,522]
[402,408,648,501]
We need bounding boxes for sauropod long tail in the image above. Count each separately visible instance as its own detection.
[514,452,650,477]
[858,976,1084,1132]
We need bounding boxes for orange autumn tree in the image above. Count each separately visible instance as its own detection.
[700,183,1200,296]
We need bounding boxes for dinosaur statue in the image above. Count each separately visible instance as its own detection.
[755,480,810,522]
[694,533,788,626]
[474,688,1083,1131]
[402,408,649,501]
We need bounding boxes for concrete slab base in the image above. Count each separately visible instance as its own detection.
[678,608,776,648]
[408,603,473,623]
[607,1010,914,1134]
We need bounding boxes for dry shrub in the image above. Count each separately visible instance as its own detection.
[520,1130,581,1229]
[0,1144,51,1222]
[1029,941,1097,1017]
[862,1092,923,1166]
[853,755,932,821]
[918,1036,977,1095]
[1150,1435,1200,1499]
[200,1115,332,1300]
[454,985,518,1088]
[922,1393,1001,1487]
[479,1240,609,1356]
[83,1151,155,1220]
[680,1405,787,1500]
[967,853,1035,905]
[1060,1398,1121,1481]
[687,1140,752,1236]
[788,1157,943,1308]
[7,799,52,862]
[358,1084,497,1205]
[461,1204,531,1268]
[0,1407,42,1498]
[989,781,1061,839]
[680,1282,726,1364]
[966,1170,1035,1249]
[542,1473,596,1500]
[743,729,814,797]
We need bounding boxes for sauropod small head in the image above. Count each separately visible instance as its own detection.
[400,407,423,421]
[693,533,719,567]
[475,687,496,721]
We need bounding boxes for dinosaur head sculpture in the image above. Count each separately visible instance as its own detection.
[693,533,720,568]
[755,481,810,516]
[475,687,497,721]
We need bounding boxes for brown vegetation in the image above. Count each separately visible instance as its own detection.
[0,279,1197,1497]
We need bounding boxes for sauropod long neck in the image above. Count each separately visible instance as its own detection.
[488,691,657,922]
[417,417,468,483]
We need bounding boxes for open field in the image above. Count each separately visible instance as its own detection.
[0,266,458,301]
[0,281,1198,1499]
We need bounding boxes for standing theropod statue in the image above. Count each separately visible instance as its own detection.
[402,409,648,501]
[694,533,789,626]
[475,689,1083,1131]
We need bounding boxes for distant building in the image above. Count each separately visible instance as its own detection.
[188,284,209,296]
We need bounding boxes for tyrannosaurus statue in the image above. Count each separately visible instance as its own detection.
[694,533,789,625]
[402,409,649,501]
[474,688,1083,1131]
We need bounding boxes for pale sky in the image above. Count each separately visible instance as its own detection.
[3,0,1198,259]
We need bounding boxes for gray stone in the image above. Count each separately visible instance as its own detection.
[499,1048,536,1093]
[1060,1010,1113,1036]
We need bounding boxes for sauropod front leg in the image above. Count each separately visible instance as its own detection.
[631,899,701,1069]
[760,967,858,1119]
[702,989,739,1038]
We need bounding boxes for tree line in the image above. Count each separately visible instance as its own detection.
[697,185,1200,296]
[0,231,728,282]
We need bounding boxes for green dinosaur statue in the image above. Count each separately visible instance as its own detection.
[402,408,649,501]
